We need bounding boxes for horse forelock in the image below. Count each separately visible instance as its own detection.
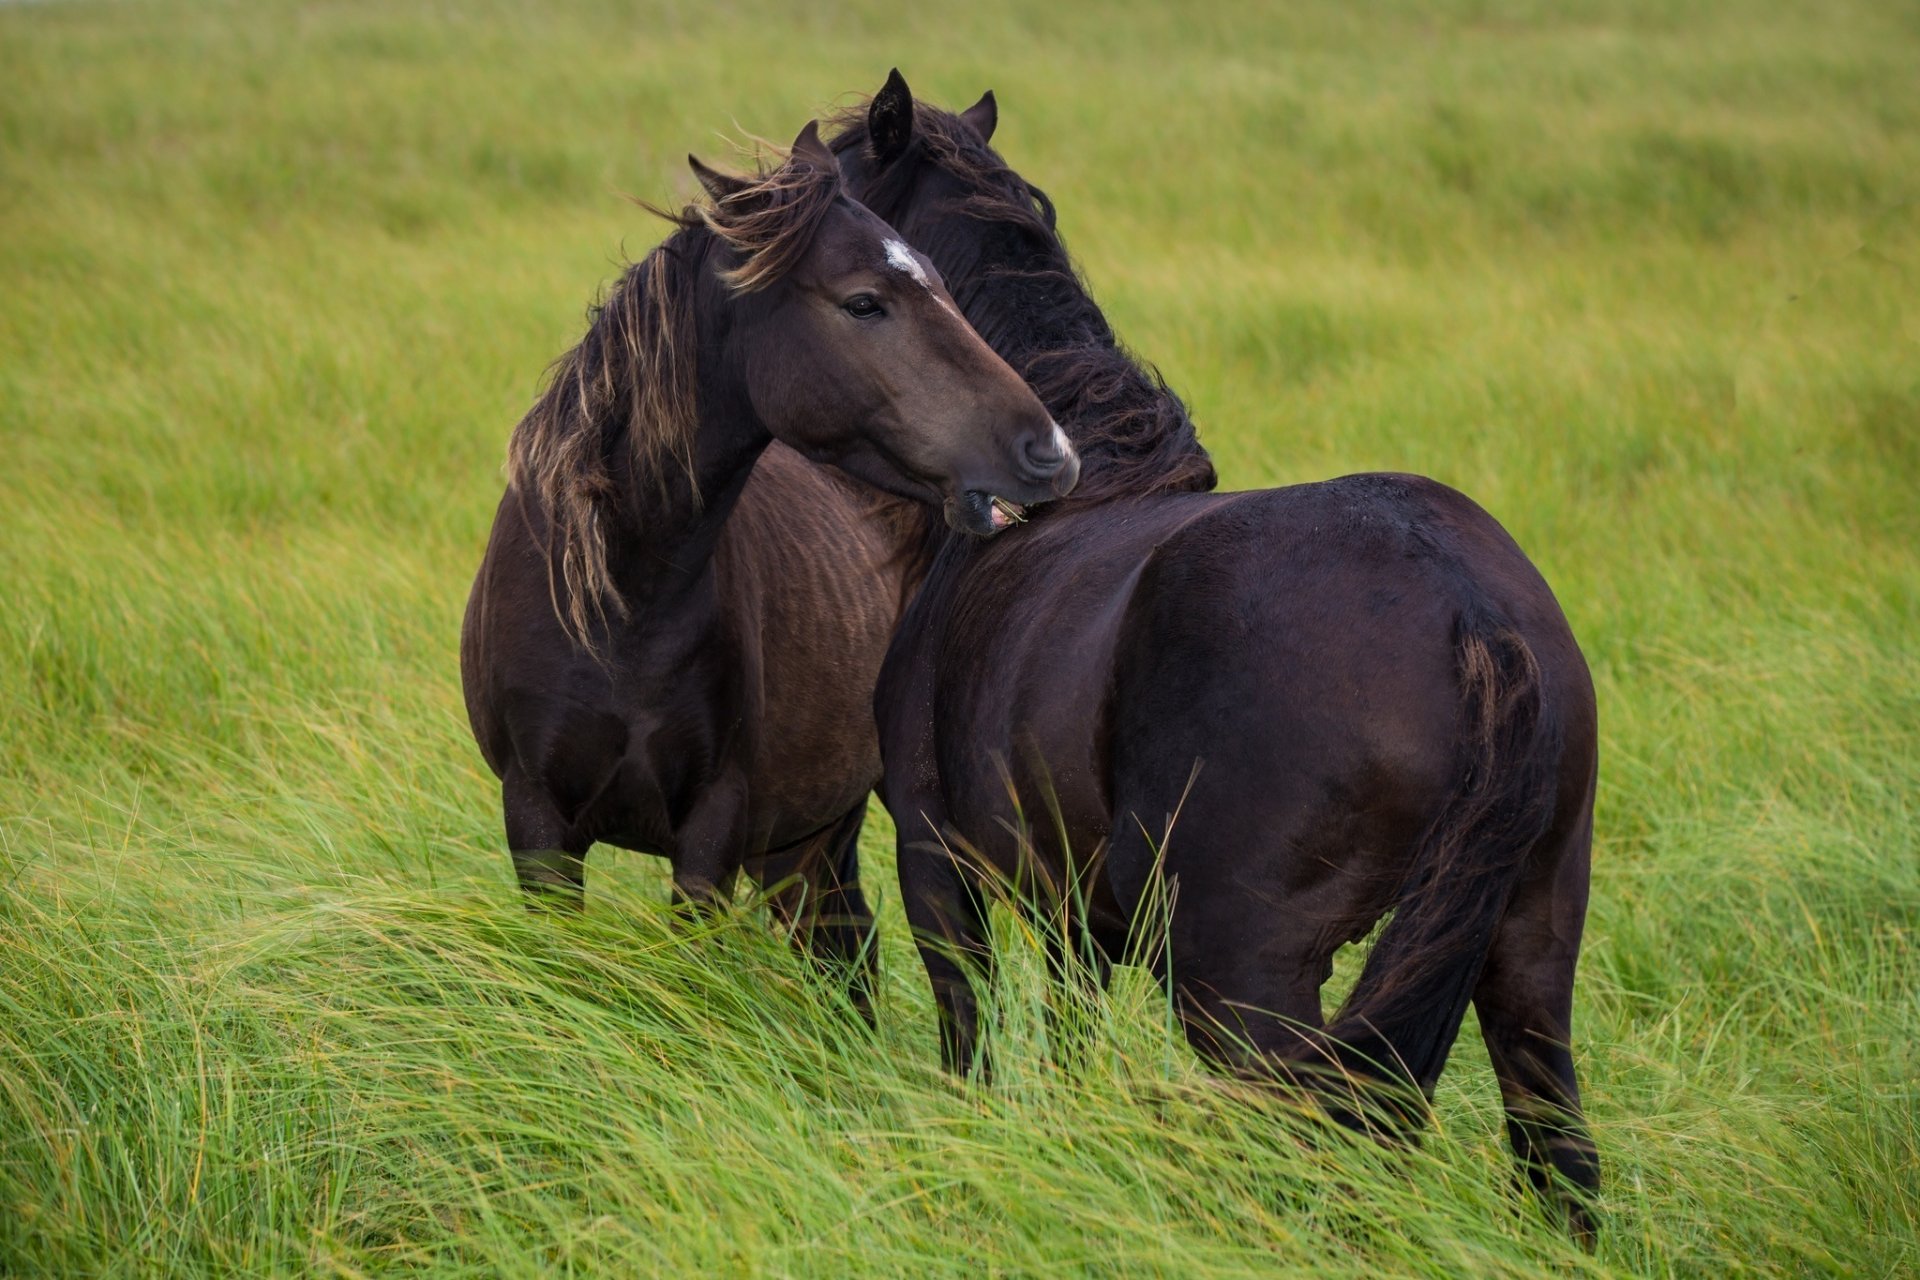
[701,153,844,293]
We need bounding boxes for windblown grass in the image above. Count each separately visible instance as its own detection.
[2,0,1915,1274]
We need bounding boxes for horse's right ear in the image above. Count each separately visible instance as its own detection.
[869,68,915,163]
[960,89,997,143]
[689,154,751,204]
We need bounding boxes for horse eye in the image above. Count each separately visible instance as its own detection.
[843,295,884,319]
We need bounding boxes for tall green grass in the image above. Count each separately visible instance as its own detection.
[2,0,1916,1274]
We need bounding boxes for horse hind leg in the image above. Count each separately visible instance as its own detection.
[1472,803,1601,1244]
[755,804,879,1025]
[503,768,589,910]
[1034,912,1115,1069]
[817,805,881,1023]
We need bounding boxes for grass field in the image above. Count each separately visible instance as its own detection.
[3,0,1917,1274]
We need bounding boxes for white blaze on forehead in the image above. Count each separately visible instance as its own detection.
[883,238,931,289]
[883,235,967,322]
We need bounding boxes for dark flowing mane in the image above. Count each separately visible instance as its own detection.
[506,150,842,645]
[827,101,1216,506]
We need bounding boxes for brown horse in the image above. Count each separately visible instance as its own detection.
[460,121,1077,1016]
[832,76,1600,1238]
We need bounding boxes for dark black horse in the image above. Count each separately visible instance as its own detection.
[461,121,1076,1013]
[832,76,1600,1237]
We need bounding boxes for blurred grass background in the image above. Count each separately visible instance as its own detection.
[1,0,1916,1274]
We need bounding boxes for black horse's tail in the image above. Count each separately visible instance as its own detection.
[1318,606,1562,1107]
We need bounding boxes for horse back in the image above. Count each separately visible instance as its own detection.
[897,473,1594,906]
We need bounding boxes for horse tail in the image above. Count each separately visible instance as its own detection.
[1319,605,1562,1106]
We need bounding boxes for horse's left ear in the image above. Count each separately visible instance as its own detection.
[789,120,836,171]
[869,68,915,163]
[689,154,751,203]
[960,89,997,143]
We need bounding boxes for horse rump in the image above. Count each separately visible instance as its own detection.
[1313,605,1563,1114]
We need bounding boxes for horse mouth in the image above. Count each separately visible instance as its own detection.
[944,491,1030,536]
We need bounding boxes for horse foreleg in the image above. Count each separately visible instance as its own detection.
[900,840,993,1078]
[669,771,749,916]
[503,768,588,911]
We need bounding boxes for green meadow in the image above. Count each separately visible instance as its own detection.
[2,0,1916,1274]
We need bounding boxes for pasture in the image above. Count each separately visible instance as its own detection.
[2,0,1915,1274]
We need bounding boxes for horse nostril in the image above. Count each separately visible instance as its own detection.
[1019,423,1070,476]
[1023,441,1060,471]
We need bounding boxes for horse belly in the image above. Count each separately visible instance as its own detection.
[746,660,885,850]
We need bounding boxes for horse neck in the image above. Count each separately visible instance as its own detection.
[941,240,1211,506]
[942,234,1169,434]
[603,349,769,598]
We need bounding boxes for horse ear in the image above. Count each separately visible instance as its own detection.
[688,154,751,203]
[789,119,835,171]
[869,67,915,163]
[960,89,997,143]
